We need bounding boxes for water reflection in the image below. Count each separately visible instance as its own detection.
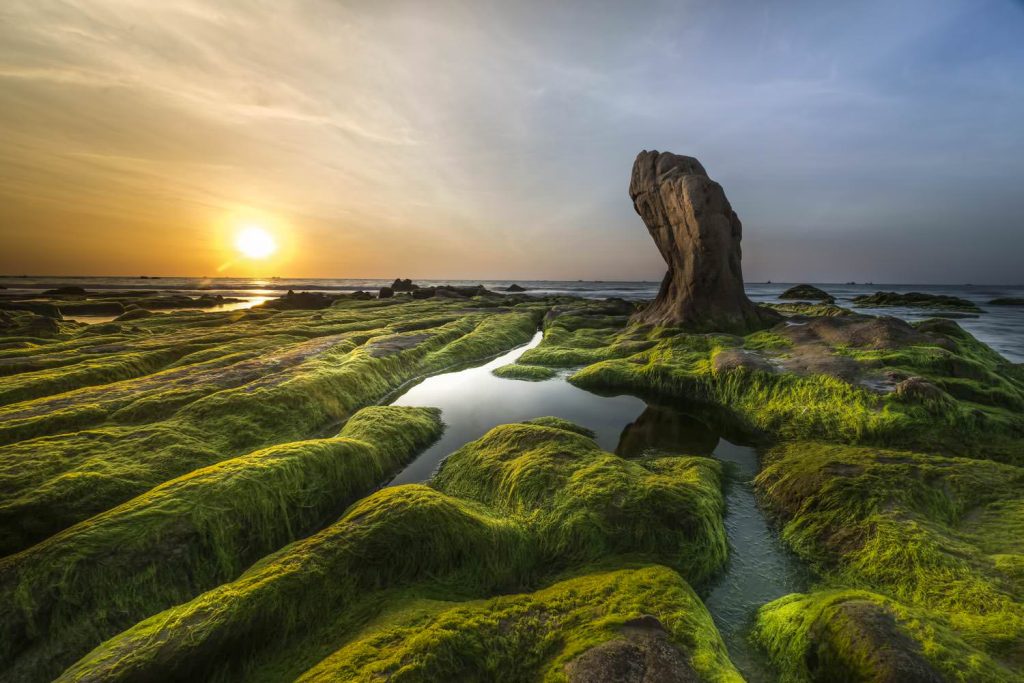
[704,440,809,682]
[388,332,646,485]
[385,331,808,680]
[614,405,809,680]
[63,296,269,324]
[615,404,719,458]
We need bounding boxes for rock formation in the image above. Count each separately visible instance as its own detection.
[391,278,418,292]
[629,150,778,333]
[779,284,835,303]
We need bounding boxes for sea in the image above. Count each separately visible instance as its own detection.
[2,276,1021,363]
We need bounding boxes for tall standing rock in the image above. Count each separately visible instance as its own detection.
[629,150,778,333]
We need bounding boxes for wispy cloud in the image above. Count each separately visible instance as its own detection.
[0,0,1022,281]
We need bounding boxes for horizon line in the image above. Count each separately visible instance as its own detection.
[1,274,1022,288]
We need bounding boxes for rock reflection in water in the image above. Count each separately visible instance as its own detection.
[616,404,809,682]
[386,336,808,680]
[615,404,719,458]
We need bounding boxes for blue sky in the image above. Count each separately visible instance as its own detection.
[1,0,1022,281]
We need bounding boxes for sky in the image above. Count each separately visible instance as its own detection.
[1,0,1022,283]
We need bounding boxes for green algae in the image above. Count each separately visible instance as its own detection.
[753,589,1014,682]
[5,289,1021,681]
[519,416,596,437]
[432,421,728,586]
[0,406,442,682]
[0,298,544,554]
[298,566,741,682]
[753,441,1024,681]
[57,420,730,682]
[515,304,1023,459]
[567,331,897,443]
[516,300,653,368]
[852,291,982,312]
[492,362,557,381]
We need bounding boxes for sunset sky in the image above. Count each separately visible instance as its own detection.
[1,0,1022,282]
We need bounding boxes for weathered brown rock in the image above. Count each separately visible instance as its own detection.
[811,600,944,683]
[629,150,778,333]
[894,377,948,404]
[565,616,699,683]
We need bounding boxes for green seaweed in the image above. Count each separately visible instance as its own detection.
[753,441,1024,681]
[0,406,442,682]
[516,304,1023,460]
[299,566,741,682]
[492,363,557,381]
[57,420,729,682]
[0,299,543,553]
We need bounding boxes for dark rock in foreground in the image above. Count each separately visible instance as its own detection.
[852,291,981,312]
[779,284,834,303]
[989,297,1024,306]
[628,150,779,333]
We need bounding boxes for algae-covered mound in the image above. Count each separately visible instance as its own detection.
[509,300,1024,681]
[491,362,556,381]
[0,405,441,682]
[0,297,545,554]
[522,301,1024,460]
[753,442,1024,681]
[852,290,982,312]
[300,566,739,682]
[778,283,835,303]
[58,420,735,682]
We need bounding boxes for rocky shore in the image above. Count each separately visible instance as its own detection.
[0,153,1021,682]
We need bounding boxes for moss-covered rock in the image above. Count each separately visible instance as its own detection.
[518,302,1023,461]
[0,406,441,682]
[851,291,982,312]
[0,298,545,554]
[299,566,741,682]
[57,421,731,682]
[753,441,1024,681]
[778,284,835,303]
[492,362,557,381]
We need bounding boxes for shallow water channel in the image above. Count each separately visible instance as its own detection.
[386,331,808,680]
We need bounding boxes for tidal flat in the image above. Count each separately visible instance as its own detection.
[1,290,1023,682]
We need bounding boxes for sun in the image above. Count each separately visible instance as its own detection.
[235,225,277,259]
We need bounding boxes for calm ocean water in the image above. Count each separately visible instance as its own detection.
[2,276,1021,363]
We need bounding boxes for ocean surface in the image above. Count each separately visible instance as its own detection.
[2,276,1021,362]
